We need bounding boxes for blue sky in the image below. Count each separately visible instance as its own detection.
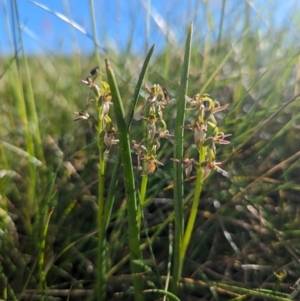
[0,0,300,55]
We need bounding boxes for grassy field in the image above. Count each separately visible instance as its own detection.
[1,1,300,300]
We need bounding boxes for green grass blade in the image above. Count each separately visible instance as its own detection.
[38,207,54,291]
[217,0,226,49]
[106,59,144,301]
[103,43,155,240]
[13,0,44,163]
[126,44,155,127]
[89,0,101,64]
[142,289,181,301]
[171,22,193,293]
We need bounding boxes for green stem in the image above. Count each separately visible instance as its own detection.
[38,208,54,293]
[179,144,206,278]
[96,96,106,301]
[172,22,193,293]
[8,1,37,219]
[142,289,181,301]
[139,174,148,228]
[211,281,291,301]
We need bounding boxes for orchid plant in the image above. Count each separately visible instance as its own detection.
[172,92,231,280]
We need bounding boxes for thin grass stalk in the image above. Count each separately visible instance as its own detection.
[106,59,144,301]
[7,33,36,224]
[140,201,164,291]
[142,289,181,301]
[0,62,9,210]
[13,0,45,165]
[145,0,150,53]
[13,3,47,257]
[179,277,291,300]
[53,230,98,265]
[137,102,151,228]
[163,223,173,301]
[126,45,155,126]
[211,281,291,301]
[19,254,39,300]
[0,133,8,171]
[217,0,226,50]
[139,175,148,227]
[180,144,206,267]
[294,55,300,95]
[38,207,54,293]
[95,90,106,301]
[89,0,101,65]
[171,22,193,293]
[56,199,77,229]
[20,56,45,164]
